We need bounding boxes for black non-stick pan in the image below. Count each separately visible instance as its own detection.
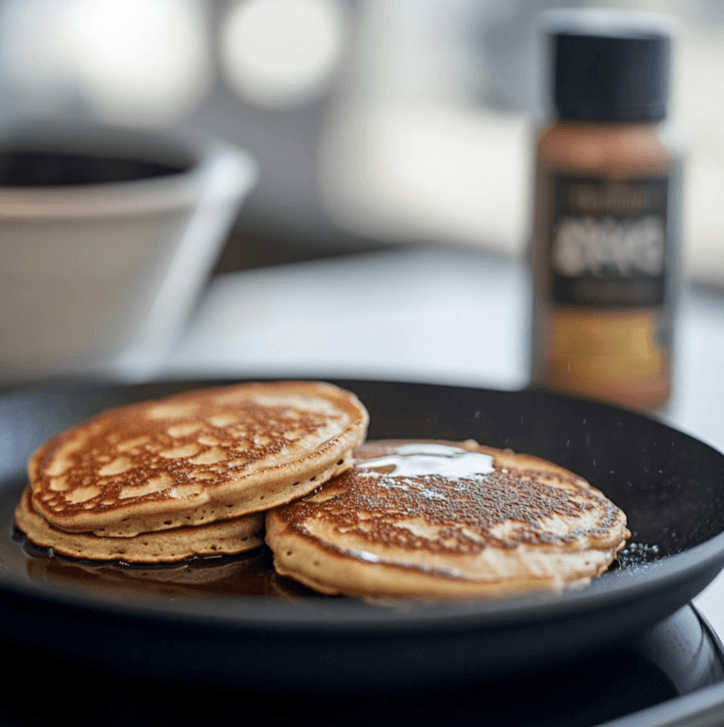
[0,378,723,691]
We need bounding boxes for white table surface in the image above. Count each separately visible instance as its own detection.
[162,244,724,633]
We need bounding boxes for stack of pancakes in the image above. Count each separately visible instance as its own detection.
[15,381,369,564]
[15,381,630,599]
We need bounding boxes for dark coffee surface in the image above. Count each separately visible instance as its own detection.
[0,149,187,186]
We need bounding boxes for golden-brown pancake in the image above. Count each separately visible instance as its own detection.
[15,487,263,563]
[27,381,369,537]
[265,440,630,599]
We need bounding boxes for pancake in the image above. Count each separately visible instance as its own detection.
[15,487,264,563]
[265,440,630,599]
[27,381,369,538]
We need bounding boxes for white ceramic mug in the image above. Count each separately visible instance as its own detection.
[0,123,258,382]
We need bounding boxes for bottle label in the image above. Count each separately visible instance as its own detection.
[531,169,676,409]
[550,176,669,308]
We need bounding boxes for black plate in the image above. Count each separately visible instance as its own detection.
[1,378,724,691]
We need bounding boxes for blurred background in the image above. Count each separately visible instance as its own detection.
[0,0,721,286]
[2,0,724,442]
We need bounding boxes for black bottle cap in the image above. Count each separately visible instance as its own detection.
[544,10,674,121]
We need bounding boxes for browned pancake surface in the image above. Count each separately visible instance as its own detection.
[29,381,368,536]
[266,440,630,599]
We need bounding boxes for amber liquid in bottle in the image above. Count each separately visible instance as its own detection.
[530,121,680,411]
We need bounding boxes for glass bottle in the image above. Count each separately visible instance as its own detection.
[530,10,682,411]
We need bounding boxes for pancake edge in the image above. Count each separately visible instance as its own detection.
[15,487,264,563]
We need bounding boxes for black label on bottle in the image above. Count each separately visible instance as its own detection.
[549,176,669,307]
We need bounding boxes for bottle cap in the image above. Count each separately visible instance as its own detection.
[543,9,675,121]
